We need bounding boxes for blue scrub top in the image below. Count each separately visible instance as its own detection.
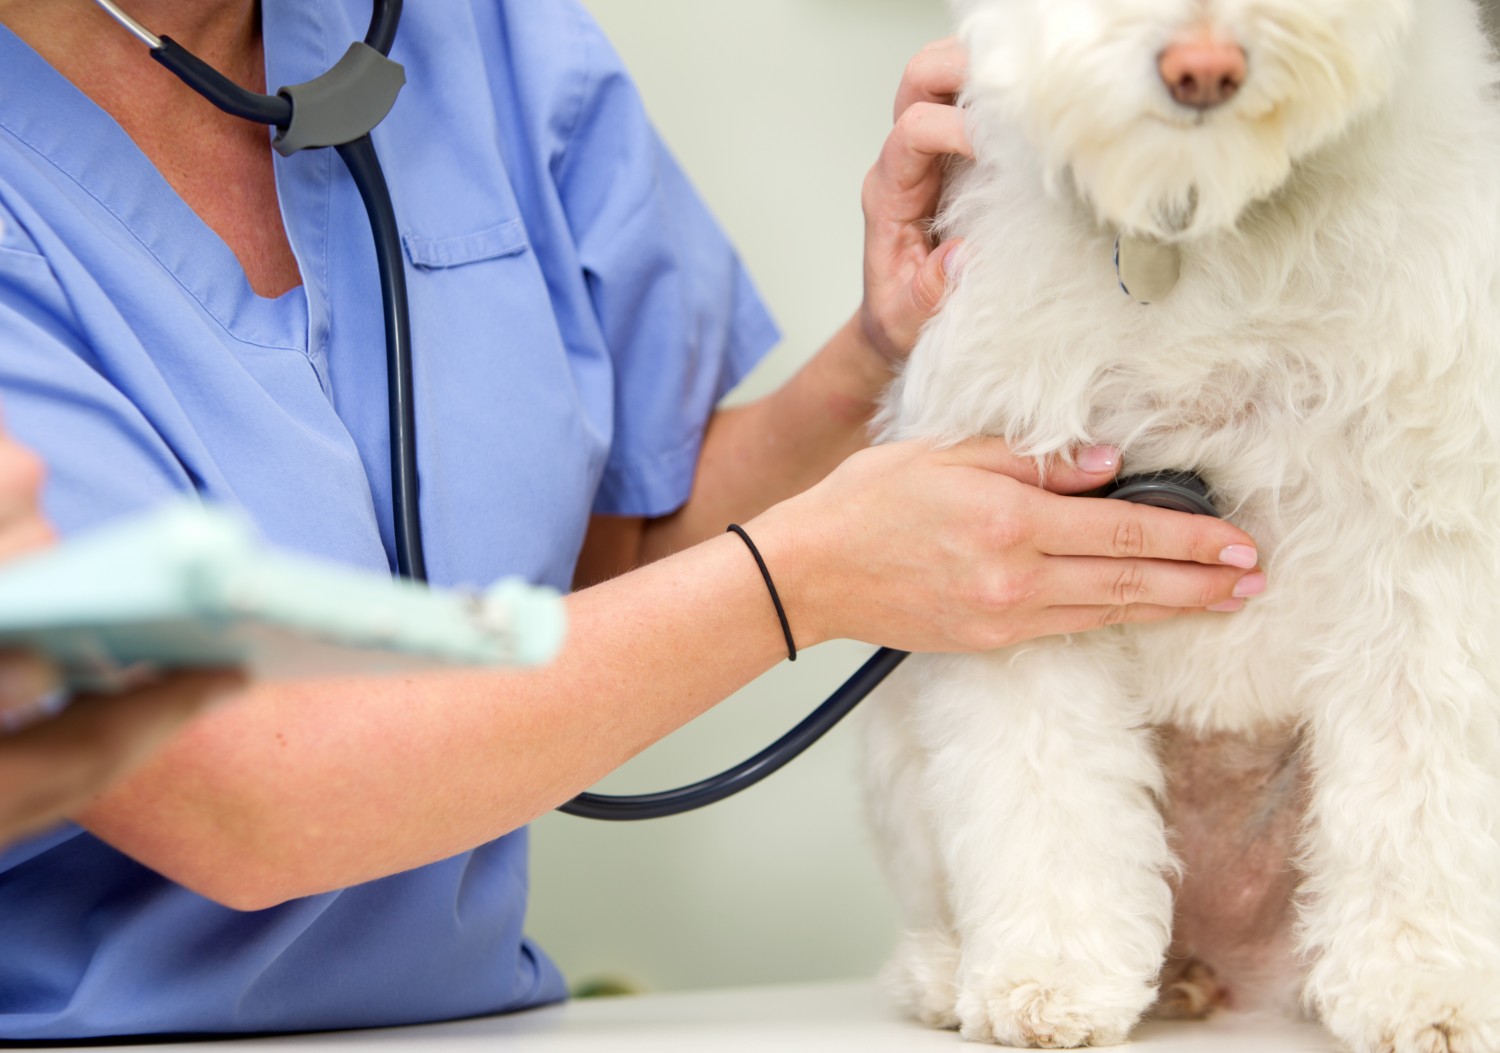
[0,0,778,1039]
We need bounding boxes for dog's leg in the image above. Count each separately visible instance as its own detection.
[917,645,1173,1048]
[1300,588,1500,1053]
[862,661,962,1029]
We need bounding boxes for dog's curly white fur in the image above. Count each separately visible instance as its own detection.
[863,1,1500,1050]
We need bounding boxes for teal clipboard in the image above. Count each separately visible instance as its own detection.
[0,503,567,692]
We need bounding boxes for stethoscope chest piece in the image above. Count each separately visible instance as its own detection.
[1103,470,1219,518]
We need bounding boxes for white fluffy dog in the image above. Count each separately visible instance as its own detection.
[864,1,1500,1050]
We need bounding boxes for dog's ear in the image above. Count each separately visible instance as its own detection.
[1484,0,1500,49]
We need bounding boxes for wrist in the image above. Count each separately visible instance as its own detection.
[855,301,904,373]
[741,500,837,653]
[813,315,897,430]
[847,310,900,383]
[725,525,798,662]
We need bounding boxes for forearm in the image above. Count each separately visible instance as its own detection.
[640,315,891,560]
[73,433,1264,911]
[77,531,796,910]
[0,672,239,847]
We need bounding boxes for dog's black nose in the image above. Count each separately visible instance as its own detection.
[1159,35,1247,110]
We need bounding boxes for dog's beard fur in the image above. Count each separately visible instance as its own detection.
[954,0,1413,241]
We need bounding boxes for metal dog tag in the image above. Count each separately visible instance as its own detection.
[1115,234,1181,304]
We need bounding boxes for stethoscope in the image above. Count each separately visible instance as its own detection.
[93,0,1221,823]
[93,0,426,583]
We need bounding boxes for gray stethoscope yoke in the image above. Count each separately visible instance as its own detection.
[92,1,405,156]
[273,44,406,156]
[94,0,427,582]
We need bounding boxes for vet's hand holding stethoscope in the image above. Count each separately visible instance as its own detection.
[0,15,1263,908]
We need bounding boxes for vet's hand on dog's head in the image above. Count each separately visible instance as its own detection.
[857,36,972,369]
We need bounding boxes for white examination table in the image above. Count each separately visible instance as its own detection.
[24,981,1342,1052]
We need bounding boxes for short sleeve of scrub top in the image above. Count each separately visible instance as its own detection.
[0,0,780,1039]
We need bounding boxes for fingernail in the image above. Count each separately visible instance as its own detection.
[1233,572,1268,600]
[1077,445,1122,474]
[942,242,963,278]
[1219,545,1259,570]
[1208,599,1246,613]
[0,689,70,735]
[0,653,61,718]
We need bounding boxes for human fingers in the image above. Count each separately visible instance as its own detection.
[1038,556,1266,611]
[0,650,62,726]
[0,432,44,512]
[0,514,53,561]
[858,45,974,365]
[941,437,1123,492]
[0,438,52,558]
[1031,603,1192,638]
[905,238,964,322]
[0,670,245,845]
[893,36,968,121]
[22,670,245,755]
[78,670,249,739]
[870,101,972,207]
[1027,493,1260,568]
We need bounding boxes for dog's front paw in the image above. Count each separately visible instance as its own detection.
[881,929,962,1029]
[954,964,1153,1048]
[1314,969,1500,1053]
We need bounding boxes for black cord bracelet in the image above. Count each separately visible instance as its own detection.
[727,524,797,663]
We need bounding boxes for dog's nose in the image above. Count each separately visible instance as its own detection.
[1159,35,1247,110]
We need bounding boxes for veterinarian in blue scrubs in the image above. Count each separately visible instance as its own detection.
[0,0,1264,1039]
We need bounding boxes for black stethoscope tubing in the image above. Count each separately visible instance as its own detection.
[102,0,838,820]
[559,647,911,820]
[99,0,427,581]
[97,2,1222,823]
[559,473,1217,819]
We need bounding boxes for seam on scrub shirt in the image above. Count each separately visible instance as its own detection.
[0,244,48,267]
[552,1,598,187]
[595,425,706,519]
[0,124,306,355]
[0,185,55,262]
[308,146,335,400]
[310,0,336,388]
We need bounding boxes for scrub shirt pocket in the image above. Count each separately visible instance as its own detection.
[401,220,528,270]
[392,209,609,589]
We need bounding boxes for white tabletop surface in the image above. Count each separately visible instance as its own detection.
[42,981,1343,1052]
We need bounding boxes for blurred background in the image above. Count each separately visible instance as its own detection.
[527,0,949,995]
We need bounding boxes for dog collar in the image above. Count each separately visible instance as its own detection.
[1114,233,1181,304]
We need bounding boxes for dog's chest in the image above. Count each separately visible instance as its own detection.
[902,259,1346,496]
[892,159,1396,506]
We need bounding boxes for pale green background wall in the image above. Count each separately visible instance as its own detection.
[526,0,950,994]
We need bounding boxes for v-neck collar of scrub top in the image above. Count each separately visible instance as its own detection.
[0,5,346,355]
